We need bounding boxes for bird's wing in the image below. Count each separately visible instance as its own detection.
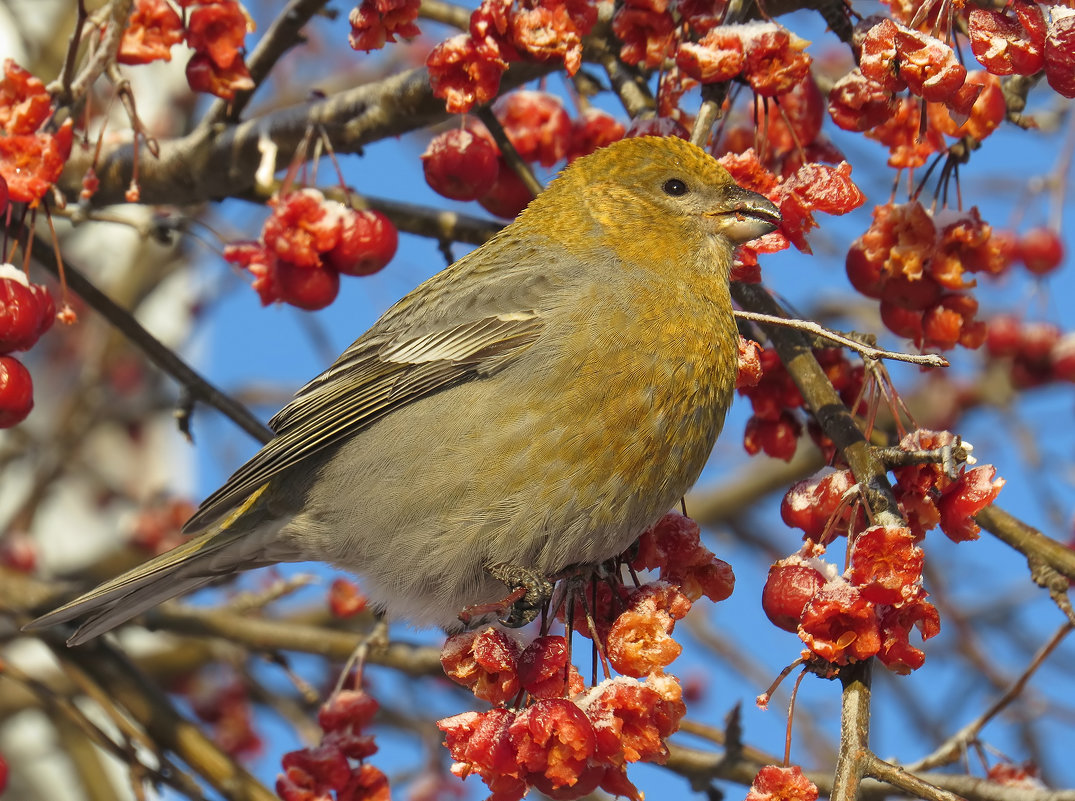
[183,309,544,532]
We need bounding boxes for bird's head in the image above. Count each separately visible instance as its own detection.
[527,136,781,257]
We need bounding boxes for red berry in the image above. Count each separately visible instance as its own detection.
[479,157,534,219]
[328,577,368,617]
[325,209,398,277]
[762,562,826,632]
[1017,227,1064,275]
[422,125,499,201]
[0,355,33,427]
[0,531,36,572]
[565,108,625,162]
[985,315,1022,357]
[0,268,50,353]
[880,299,923,341]
[493,90,571,167]
[845,241,885,298]
[274,261,340,311]
[1051,334,1075,383]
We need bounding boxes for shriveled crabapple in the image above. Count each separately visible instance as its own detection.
[427,34,507,114]
[494,91,571,167]
[565,108,625,163]
[926,71,1006,140]
[0,58,52,135]
[968,0,1045,76]
[118,0,185,65]
[747,765,819,801]
[263,189,342,268]
[441,627,522,705]
[827,69,898,132]
[509,0,596,76]
[798,579,882,664]
[612,5,677,69]
[348,0,421,52]
[675,28,744,83]
[0,118,74,204]
[1044,7,1075,99]
[606,583,692,677]
[780,468,860,541]
[630,512,735,603]
[741,27,812,96]
[848,525,924,605]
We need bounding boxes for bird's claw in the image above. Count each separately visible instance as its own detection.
[477,564,553,628]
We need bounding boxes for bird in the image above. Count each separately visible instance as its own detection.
[28,135,780,646]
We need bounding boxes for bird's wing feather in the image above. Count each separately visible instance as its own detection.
[183,310,544,532]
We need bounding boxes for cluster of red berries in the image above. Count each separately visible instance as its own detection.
[175,669,262,759]
[276,689,389,801]
[762,526,940,673]
[0,264,55,428]
[427,0,597,112]
[0,59,73,205]
[767,431,1004,672]
[968,0,1074,98]
[746,765,819,801]
[439,657,685,801]
[422,93,625,218]
[675,23,811,95]
[348,0,420,52]
[737,345,865,462]
[720,149,866,280]
[436,512,732,801]
[846,203,1014,351]
[223,189,397,311]
[119,0,254,101]
[985,317,1075,388]
[128,496,197,555]
[781,430,1004,544]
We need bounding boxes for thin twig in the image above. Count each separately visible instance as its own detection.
[204,0,335,125]
[906,622,1074,773]
[865,754,968,801]
[27,230,272,445]
[734,309,950,368]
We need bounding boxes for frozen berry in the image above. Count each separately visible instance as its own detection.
[422,125,499,201]
[325,209,398,277]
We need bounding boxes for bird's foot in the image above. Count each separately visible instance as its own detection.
[458,564,553,628]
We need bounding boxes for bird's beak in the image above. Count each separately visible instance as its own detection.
[707,187,782,245]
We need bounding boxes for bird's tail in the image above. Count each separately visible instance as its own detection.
[25,487,288,646]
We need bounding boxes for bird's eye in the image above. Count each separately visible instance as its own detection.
[663,178,689,196]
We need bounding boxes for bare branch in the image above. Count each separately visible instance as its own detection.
[734,309,950,368]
